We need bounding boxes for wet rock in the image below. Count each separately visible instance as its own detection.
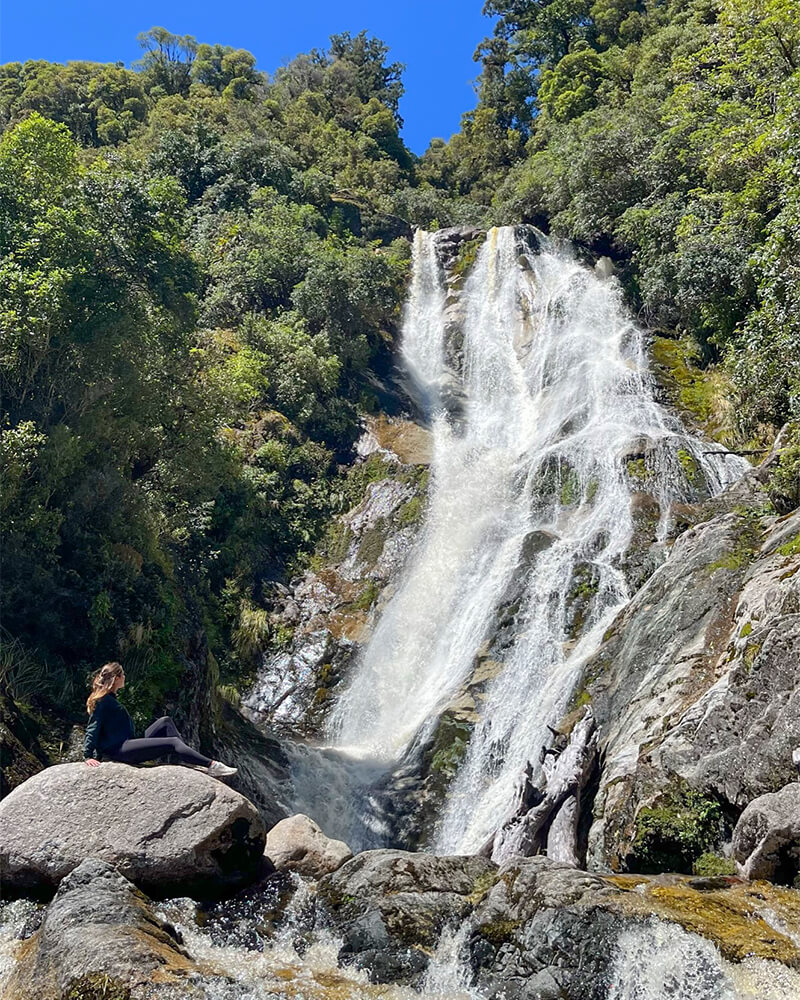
[366,415,432,466]
[484,708,599,866]
[732,783,800,884]
[0,762,266,898]
[316,849,498,983]
[431,226,485,271]
[309,851,800,993]
[375,654,503,850]
[2,858,203,999]
[465,856,800,998]
[618,490,664,592]
[595,256,616,280]
[210,698,291,831]
[171,627,291,831]
[265,814,353,878]
[583,477,800,871]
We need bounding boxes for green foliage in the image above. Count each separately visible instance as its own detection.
[692,852,737,877]
[0,29,419,722]
[631,787,725,874]
[136,27,199,97]
[769,427,800,514]
[0,62,148,146]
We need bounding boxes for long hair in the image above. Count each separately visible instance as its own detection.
[86,662,123,715]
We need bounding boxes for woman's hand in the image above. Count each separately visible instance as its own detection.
[85,758,100,767]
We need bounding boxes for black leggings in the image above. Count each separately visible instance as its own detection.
[111,717,212,768]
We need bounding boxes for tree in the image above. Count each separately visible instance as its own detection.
[327,32,405,120]
[136,27,198,96]
[191,43,261,98]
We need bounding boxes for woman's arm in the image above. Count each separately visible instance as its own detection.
[83,702,103,765]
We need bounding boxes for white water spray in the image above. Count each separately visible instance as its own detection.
[609,919,738,999]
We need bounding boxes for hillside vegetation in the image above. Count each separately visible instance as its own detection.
[1,3,798,729]
[427,0,800,450]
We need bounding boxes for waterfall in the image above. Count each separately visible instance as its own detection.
[326,225,746,851]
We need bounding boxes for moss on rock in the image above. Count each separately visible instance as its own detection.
[629,786,725,874]
[651,335,736,446]
[451,237,484,284]
[693,853,737,877]
[64,976,132,1000]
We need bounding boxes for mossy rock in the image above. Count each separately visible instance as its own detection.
[651,335,737,446]
[626,457,652,482]
[428,714,472,793]
[397,495,424,527]
[450,237,484,284]
[357,519,390,568]
[677,448,706,490]
[628,785,726,875]
[693,852,737,877]
[706,510,764,575]
[615,878,800,965]
[778,533,800,557]
[474,917,521,945]
[65,976,131,1000]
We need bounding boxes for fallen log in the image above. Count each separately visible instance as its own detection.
[485,707,598,865]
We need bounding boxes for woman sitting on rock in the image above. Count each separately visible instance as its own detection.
[84,662,237,779]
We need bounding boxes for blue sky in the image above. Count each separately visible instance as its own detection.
[0,1,497,154]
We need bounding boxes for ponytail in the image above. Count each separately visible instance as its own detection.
[87,662,123,715]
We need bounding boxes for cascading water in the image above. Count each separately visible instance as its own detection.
[326,225,746,852]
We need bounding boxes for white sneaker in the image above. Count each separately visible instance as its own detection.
[207,760,238,779]
[792,747,800,768]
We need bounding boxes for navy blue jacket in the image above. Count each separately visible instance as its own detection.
[83,692,134,759]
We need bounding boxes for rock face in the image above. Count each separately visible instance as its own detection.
[583,475,800,871]
[243,428,430,738]
[0,763,266,898]
[170,627,291,832]
[484,708,599,866]
[732,783,800,883]
[3,858,201,1000]
[316,849,498,982]
[265,813,353,878]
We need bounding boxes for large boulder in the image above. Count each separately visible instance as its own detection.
[316,849,497,983]
[0,762,266,898]
[265,813,352,878]
[3,858,203,999]
[732,783,800,883]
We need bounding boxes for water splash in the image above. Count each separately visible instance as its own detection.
[327,226,746,852]
[421,923,476,998]
[608,918,738,999]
